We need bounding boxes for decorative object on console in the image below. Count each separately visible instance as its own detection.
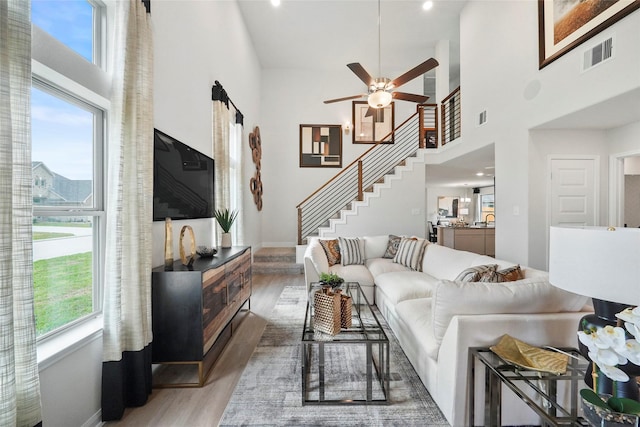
[196,246,217,258]
[214,208,238,249]
[549,226,640,402]
[164,217,173,271]
[581,388,640,427]
[179,225,196,267]
[248,126,263,211]
[299,124,342,168]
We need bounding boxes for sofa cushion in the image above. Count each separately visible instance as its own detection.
[421,244,497,279]
[395,298,440,360]
[329,264,374,287]
[375,270,439,305]
[339,237,365,266]
[431,278,589,347]
[454,264,498,282]
[319,239,341,266]
[382,234,402,259]
[393,237,428,271]
[366,257,411,278]
[363,235,390,259]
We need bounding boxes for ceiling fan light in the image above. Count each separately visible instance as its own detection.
[368,90,392,109]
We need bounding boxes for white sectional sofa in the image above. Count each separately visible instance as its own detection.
[303,235,589,426]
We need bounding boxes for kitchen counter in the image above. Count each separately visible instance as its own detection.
[437,226,495,257]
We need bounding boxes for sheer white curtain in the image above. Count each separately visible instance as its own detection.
[213,83,245,246]
[0,1,43,426]
[101,0,154,421]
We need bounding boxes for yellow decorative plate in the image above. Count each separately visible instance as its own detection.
[490,335,568,375]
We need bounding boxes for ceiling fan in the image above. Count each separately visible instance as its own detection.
[324,0,439,112]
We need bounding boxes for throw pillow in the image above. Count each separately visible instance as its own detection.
[496,264,524,282]
[339,237,365,266]
[319,239,341,266]
[393,237,428,271]
[382,234,402,259]
[454,264,498,282]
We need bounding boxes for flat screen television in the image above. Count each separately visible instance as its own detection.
[153,128,214,221]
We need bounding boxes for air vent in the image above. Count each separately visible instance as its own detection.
[583,36,613,72]
[478,110,487,126]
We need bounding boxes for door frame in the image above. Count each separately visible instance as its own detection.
[609,148,640,227]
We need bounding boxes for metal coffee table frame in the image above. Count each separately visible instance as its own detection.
[301,282,390,405]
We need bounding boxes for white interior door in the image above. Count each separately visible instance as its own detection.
[550,158,597,227]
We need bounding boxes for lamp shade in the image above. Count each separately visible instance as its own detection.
[549,226,640,306]
[368,90,392,109]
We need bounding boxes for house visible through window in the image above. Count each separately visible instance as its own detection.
[31,0,107,339]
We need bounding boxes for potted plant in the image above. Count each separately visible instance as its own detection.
[214,208,238,248]
[319,272,344,289]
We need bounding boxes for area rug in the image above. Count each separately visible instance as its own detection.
[219,285,448,426]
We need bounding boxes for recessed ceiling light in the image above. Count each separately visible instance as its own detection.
[271,0,281,6]
[422,1,434,11]
[476,172,484,176]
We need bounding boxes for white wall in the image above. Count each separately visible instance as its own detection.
[458,0,640,266]
[151,0,263,264]
[39,3,262,425]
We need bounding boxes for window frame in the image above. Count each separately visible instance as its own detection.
[31,0,110,344]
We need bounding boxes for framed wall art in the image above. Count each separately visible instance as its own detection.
[299,124,342,168]
[352,101,395,144]
[538,0,640,68]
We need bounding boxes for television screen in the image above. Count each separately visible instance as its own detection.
[153,129,214,221]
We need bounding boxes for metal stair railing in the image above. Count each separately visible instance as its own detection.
[296,111,422,245]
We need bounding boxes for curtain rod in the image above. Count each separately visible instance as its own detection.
[212,80,244,124]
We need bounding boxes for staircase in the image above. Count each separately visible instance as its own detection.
[252,247,303,275]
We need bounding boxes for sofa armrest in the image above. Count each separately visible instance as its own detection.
[435,311,589,427]
[303,238,329,294]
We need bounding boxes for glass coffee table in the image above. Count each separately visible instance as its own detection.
[301,282,389,405]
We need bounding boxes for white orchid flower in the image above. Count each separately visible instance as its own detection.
[624,321,640,341]
[578,326,626,351]
[597,363,630,382]
[616,307,640,327]
[617,339,640,366]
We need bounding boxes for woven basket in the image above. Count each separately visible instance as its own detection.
[340,294,352,329]
[313,287,341,335]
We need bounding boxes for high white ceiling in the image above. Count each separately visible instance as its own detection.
[236,0,465,79]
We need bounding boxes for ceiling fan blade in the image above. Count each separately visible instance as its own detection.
[347,63,375,87]
[324,94,366,104]
[389,58,439,89]
[392,92,429,103]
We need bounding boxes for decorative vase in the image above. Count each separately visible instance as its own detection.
[578,299,640,401]
[164,218,173,270]
[221,232,232,248]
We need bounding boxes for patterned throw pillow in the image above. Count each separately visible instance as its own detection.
[319,239,341,266]
[455,264,498,282]
[382,234,402,259]
[496,265,524,282]
[338,237,365,266]
[393,237,428,271]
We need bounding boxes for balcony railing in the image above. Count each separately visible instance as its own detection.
[441,86,461,145]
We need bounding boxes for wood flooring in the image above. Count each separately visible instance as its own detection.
[106,273,302,427]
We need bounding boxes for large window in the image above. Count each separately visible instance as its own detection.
[31,0,107,339]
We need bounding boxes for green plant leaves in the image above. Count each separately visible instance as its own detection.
[581,389,610,411]
[581,388,640,415]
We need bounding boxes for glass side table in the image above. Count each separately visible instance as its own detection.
[469,347,591,426]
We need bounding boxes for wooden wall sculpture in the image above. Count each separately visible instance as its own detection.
[249,126,263,211]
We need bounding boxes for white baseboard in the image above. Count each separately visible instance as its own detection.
[82,409,103,427]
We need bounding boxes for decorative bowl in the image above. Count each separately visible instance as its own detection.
[196,246,217,258]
